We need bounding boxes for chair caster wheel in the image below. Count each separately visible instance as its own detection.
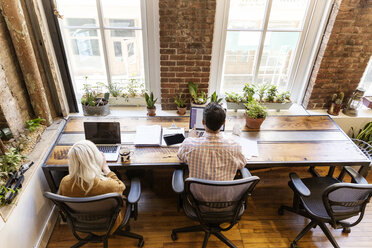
[125,225,131,232]
[278,207,284,216]
[343,227,351,234]
[291,242,298,248]
[138,239,144,247]
[171,232,178,241]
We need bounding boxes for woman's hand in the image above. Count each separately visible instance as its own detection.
[100,152,111,175]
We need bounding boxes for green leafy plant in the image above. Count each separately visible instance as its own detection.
[210,91,223,104]
[174,93,186,108]
[188,81,208,104]
[106,82,122,97]
[276,91,291,103]
[265,85,278,102]
[243,83,255,102]
[353,122,372,144]
[126,78,145,97]
[244,100,268,119]
[25,117,45,132]
[144,92,157,109]
[0,186,17,205]
[0,148,26,180]
[331,92,344,105]
[225,92,243,103]
[254,83,270,102]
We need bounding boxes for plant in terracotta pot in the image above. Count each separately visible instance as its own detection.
[188,81,208,106]
[144,92,157,116]
[244,100,268,129]
[327,92,344,116]
[81,82,110,116]
[174,93,187,115]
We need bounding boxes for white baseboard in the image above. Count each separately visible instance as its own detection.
[35,206,58,248]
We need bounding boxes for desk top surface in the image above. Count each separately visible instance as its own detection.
[44,115,370,168]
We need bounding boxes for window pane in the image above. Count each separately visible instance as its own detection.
[359,56,372,96]
[221,31,260,93]
[57,0,99,27]
[227,0,267,30]
[256,32,299,90]
[101,0,142,28]
[62,28,107,92]
[105,30,145,85]
[268,0,309,29]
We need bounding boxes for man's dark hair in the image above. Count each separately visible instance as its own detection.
[203,102,226,131]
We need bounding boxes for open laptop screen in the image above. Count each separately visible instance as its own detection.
[189,106,225,131]
[84,122,121,144]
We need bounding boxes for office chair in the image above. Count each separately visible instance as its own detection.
[171,168,260,248]
[278,167,372,248]
[44,178,144,248]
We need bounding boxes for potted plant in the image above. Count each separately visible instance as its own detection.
[244,101,268,129]
[243,83,255,103]
[81,83,110,116]
[327,92,344,116]
[174,93,187,115]
[188,81,208,106]
[144,92,157,116]
[255,83,269,103]
[210,91,223,104]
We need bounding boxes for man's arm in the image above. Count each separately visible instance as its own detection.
[236,145,247,169]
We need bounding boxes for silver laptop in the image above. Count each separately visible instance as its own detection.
[84,122,121,162]
[189,106,225,136]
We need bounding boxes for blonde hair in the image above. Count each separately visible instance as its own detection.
[67,140,106,194]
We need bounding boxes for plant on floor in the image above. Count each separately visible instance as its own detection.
[188,81,208,105]
[352,121,372,144]
[25,117,46,132]
[243,83,255,103]
[210,91,223,104]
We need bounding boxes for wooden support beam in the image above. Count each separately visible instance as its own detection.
[0,0,53,125]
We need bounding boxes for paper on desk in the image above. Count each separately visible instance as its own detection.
[229,134,259,159]
[161,127,185,146]
[134,125,162,146]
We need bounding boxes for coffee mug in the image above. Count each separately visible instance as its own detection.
[119,147,133,162]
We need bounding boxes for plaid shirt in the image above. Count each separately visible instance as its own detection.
[177,132,246,181]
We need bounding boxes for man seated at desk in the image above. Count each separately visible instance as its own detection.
[177,102,246,180]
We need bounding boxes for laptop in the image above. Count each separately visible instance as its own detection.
[84,122,121,161]
[189,106,225,136]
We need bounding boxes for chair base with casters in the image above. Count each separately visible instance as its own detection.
[171,168,260,248]
[45,178,144,248]
[278,167,372,248]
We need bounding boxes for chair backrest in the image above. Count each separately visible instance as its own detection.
[184,176,260,225]
[352,139,372,161]
[323,183,372,226]
[44,192,123,236]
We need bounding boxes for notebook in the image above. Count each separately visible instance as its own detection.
[134,125,163,146]
[189,106,225,136]
[84,122,121,161]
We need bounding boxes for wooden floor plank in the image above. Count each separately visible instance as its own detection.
[46,167,372,248]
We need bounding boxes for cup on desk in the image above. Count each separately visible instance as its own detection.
[120,147,133,162]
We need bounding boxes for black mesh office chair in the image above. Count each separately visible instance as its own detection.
[278,167,372,248]
[171,168,260,248]
[44,178,144,248]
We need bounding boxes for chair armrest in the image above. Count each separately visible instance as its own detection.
[343,166,368,184]
[172,169,184,193]
[128,178,141,204]
[289,172,311,197]
[240,167,252,178]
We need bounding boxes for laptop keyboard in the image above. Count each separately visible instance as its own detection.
[97,146,118,153]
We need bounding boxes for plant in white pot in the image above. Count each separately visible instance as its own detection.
[244,100,268,129]
[144,92,157,116]
[81,83,110,116]
[174,93,187,115]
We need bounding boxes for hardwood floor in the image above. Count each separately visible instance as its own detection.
[46,167,372,248]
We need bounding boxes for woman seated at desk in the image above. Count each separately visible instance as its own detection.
[59,140,126,233]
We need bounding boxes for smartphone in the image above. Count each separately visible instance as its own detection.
[163,133,185,146]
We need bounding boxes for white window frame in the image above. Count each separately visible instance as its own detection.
[210,0,334,103]
[57,0,160,99]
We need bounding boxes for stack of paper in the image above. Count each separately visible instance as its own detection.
[134,125,162,146]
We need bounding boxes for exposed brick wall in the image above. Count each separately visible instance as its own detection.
[159,0,216,110]
[303,0,372,109]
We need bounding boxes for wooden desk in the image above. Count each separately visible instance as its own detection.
[42,115,370,192]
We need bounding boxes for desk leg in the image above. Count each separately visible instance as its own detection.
[42,167,58,193]
[359,165,370,178]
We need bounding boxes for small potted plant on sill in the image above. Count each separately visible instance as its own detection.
[244,100,268,129]
[327,92,344,116]
[174,93,187,115]
[81,83,110,116]
[188,81,208,107]
[225,92,244,112]
[144,92,157,116]
[210,91,223,104]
